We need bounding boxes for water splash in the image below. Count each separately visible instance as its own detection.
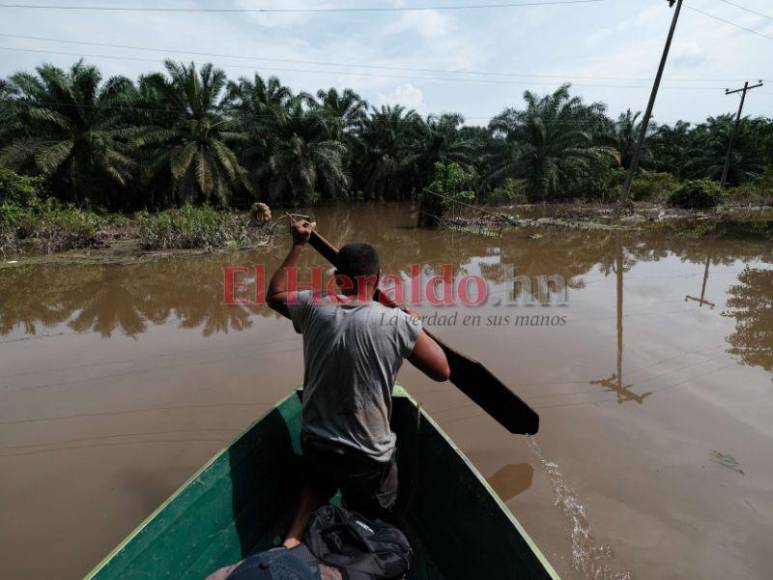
[528,436,632,580]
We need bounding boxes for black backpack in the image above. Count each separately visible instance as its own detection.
[303,505,413,580]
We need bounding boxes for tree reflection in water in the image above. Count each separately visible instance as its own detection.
[0,205,770,359]
[0,259,270,338]
[722,267,773,372]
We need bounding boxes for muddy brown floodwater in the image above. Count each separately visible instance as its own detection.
[1,204,771,580]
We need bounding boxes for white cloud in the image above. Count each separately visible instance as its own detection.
[671,41,707,69]
[378,83,425,110]
[386,10,450,39]
[1,0,770,124]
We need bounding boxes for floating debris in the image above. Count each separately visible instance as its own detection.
[710,451,744,475]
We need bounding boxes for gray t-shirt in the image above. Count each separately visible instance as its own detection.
[288,290,422,462]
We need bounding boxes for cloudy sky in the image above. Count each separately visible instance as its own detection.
[0,0,771,126]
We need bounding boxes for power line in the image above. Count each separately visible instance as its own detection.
[0,45,739,92]
[0,95,639,123]
[715,0,773,22]
[685,3,773,40]
[0,32,759,84]
[0,0,605,13]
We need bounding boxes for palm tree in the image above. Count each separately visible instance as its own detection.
[0,79,16,136]
[225,73,294,196]
[0,61,135,208]
[225,73,294,138]
[132,61,251,207]
[682,116,766,185]
[651,120,693,179]
[403,113,474,190]
[353,105,423,201]
[487,85,617,201]
[607,109,653,170]
[257,100,348,205]
[227,74,293,114]
[308,87,367,137]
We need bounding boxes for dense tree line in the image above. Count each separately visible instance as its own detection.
[1,60,772,211]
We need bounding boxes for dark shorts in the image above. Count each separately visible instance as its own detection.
[301,432,398,518]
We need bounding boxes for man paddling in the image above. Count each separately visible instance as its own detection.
[267,217,450,548]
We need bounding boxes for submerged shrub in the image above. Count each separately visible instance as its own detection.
[728,165,773,207]
[630,171,677,202]
[668,179,724,210]
[487,178,528,205]
[36,204,102,253]
[0,219,16,256]
[137,205,252,250]
[1,196,104,254]
[418,162,476,228]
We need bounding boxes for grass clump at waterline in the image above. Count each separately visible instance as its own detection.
[1,169,276,258]
[1,199,118,257]
[137,205,272,251]
[0,169,132,256]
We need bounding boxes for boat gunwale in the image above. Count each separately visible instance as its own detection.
[84,386,559,579]
[402,387,560,579]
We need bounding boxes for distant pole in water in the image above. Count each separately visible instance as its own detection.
[621,0,683,210]
[720,81,764,188]
[685,254,716,309]
[590,234,652,404]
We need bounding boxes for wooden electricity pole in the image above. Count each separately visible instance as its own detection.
[720,81,764,188]
[621,0,683,209]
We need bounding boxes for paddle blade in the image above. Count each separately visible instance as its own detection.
[443,345,539,436]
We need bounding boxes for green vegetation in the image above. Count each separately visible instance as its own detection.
[625,171,678,203]
[668,179,725,210]
[1,60,771,214]
[1,198,106,257]
[1,169,106,255]
[0,61,771,254]
[0,168,266,255]
[488,85,618,201]
[418,161,476,227]
[137,205,258,251]
[488,178,528,205]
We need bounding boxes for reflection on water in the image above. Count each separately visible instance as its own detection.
[685,255,716,310]
[1,204,770,373]
[589,233,652,405]
[723,267,773,372]
[0,261,269,339]
[486,463,534,502]
[1,203,772,580]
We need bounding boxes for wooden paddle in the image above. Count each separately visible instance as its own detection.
[305,227,540,436]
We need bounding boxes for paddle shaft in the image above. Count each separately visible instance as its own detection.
[306,229,539,435]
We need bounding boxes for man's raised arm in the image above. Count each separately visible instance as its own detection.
[266,218,316,319]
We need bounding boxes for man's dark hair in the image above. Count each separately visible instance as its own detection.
[336,243,380,279]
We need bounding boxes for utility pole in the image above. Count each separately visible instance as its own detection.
[621,0,683,209]
[720,80,764,188]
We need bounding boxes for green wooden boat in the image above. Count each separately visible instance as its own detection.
[86,387,559,580]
